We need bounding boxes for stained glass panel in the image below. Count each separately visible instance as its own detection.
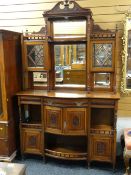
[93,43,112,68]
[27,45,44,67]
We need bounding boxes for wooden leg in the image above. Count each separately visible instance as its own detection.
[124,148,130,174]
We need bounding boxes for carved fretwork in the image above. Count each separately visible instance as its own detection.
[50,114,57,125]
[72,116,79,127]
[97,142,106,155]
[28,136,37,147]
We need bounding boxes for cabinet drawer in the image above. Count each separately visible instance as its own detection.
[0,124,7,138]
[0,139,9,156]
[19,96,41,104]
[91,99,115,106]
[44,98,88,107]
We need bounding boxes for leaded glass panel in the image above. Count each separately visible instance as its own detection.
[27,45,44,67]
[93,43,112,68]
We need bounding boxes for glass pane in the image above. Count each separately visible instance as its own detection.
[0,79,3,115]
[94,73,110,88]
[53,21,86,39]
[33,72,47,88]
[126,30,131,89]
[54,44,86,87]
[27,45,44,67]
[93,43,112,68]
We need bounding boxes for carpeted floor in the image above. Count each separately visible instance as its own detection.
[15,157,125,175]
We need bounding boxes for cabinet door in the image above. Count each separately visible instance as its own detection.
[44,106,62,134]
[90,41,114,72]
[24,41,45,70]
[21,128,43,155]
[90,135,113,162]
[0,61,7,121]
[64,108,87,135]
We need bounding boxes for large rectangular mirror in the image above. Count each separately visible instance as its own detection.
[54,43,86,87]
[121,15,131,93]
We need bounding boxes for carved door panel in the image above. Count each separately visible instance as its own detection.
[44,106,62,134]
[64,108,87,135]
[90,135,113,162]
[22,128,43,155]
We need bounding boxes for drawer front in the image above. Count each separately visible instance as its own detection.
[44,98,88,108]
[0,139,9,156]
[0,124,7,138]
[91,99,115,106]
[19,96,41,104]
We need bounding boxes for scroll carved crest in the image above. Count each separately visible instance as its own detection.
[43,0,92,18]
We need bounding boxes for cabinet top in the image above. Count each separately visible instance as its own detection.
[16,90,120,100]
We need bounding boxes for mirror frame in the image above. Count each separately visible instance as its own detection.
[121,14,131,94]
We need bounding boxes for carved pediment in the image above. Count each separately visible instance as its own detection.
[43,0,92,18]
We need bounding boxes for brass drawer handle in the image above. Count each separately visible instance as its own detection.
[66,72,70,75]
[0,128,3,131]
[67,78,70,80]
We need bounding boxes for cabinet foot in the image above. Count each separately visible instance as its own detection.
[43,156,46,163]
[21,155,25,161]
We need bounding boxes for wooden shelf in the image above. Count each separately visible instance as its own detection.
[90,125,114,136]
[21,122,42,129]
[45,147,87,160]
[91,124,113,130]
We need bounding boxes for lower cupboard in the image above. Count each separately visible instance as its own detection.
[17,91,119,168]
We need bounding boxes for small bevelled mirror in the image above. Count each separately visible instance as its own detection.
[53,20,86,39]
[121,14,131,94]
[94,73,110,88]
[33,72,47,88]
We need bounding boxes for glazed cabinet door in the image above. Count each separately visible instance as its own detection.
[23,41,49,71]
[90,40,115,72]
[64,108,87,135]
[44,106,62,134]
[21,128,43,155]
[90,135,113,162]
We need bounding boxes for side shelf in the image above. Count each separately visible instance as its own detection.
[18,96,44,158]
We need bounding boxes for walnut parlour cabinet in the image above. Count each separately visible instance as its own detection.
[17,0,120,170]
